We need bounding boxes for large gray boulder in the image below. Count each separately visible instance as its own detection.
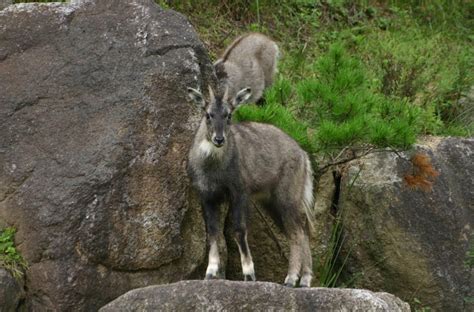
[0,0,214,310]
[0,269,24,312]
[338,137,473,311]
[99,280,411,312]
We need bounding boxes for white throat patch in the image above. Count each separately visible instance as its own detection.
[198,140,224,158]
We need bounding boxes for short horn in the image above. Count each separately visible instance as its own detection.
[223,85,229,102]
[208,85,215,100]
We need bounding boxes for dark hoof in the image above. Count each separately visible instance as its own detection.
[244,273,256,282]
[204,274,218,280]
[299,284,310,288]
[283,283,295,288]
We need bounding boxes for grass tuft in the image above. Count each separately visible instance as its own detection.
[0,227,28,280]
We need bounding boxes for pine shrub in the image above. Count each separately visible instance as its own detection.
[236,44,428,157]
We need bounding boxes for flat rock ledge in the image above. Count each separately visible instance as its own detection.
[99,280,410,312]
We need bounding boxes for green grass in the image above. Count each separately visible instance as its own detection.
[413,297,433,312]
[355,24,473,136]
[0,227,28,279]
[316,212,354,287]
[159,1,472,161]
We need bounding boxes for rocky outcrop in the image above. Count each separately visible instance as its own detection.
[337,137,473,311]
[0,269,24,312]
[0,1,12,11]
[0,0,214,310]
[99,280,411,312]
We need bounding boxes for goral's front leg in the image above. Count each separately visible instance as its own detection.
[205,240,220,279]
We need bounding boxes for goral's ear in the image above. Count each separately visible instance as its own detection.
[187,87,206,109]
[232,87,252,109]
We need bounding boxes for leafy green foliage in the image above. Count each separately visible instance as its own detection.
[0,227,28,279]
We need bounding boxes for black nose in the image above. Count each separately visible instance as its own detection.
[215,137,225,145]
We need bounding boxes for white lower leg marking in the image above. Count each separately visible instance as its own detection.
[241,258,255,276]
[284,274,299,286]
[237,239,255,277]
[206,263,218,276]
[206,242,220,276]
[300,274,312,287]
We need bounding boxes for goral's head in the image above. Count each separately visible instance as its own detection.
[187,86,252,148]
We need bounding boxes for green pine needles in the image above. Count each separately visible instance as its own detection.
[234,78,315,152]
[236,43,427,159]
[305,44,425,150]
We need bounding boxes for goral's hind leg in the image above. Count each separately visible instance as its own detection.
[299,231,313,287]
[284,228,312,287]
[284,230,303,287]
[273,180,313,287]
[270,195,302,287]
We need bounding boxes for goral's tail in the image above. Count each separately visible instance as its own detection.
[302,156,315,230]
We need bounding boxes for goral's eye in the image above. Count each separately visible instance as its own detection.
[206,113,211,120]
[228,113,232,120]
